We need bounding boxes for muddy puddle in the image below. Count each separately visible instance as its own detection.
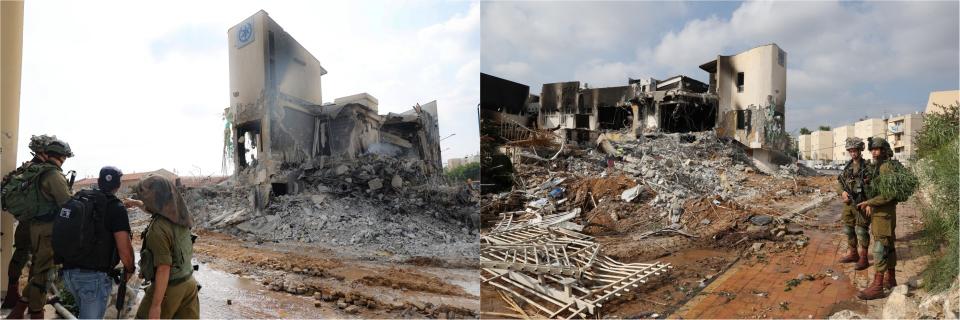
[192,262,335,319]
[128,255,333,319]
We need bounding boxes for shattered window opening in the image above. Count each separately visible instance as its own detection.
[597,105,633,130]
[271,183,287,196]
[736,109,751,130]
[236,121,262,169]
[660,102,717,133]
[575,114,590,129]
[737,72,745,93]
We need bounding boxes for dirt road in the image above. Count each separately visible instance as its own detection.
[187,230,480,319]
[671,199,930,318]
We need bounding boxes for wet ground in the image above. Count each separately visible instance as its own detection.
[193,261,333,319]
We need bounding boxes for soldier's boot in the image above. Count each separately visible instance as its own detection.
[883,268,897,290]
[854,247,870,270]
[27,310,42,319]
[4,300,28,319]
[857,272,886,300]
[839,246,859,263]
[1,279,20,309]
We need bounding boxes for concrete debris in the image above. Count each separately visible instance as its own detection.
[368,178,383,191]
[391,174,403,189]
[481,69,833,318]
[749,215,774,226]
[186,154,479,259]
[621,184,642,202]
[882,285,918,320]
[828,310,866,319]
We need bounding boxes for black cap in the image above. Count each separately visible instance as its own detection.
[98,166,123,192]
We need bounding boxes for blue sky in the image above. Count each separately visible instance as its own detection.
[18,0,479,178]
[481,1,959,134]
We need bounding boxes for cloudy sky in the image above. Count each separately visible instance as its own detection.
[18,0,479,179]
[482,1,959,134]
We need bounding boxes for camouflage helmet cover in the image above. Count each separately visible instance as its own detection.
[27,135,55,153]
[44,138,74,158]
[844,137,864,151]
[867,137,894,157]
[868,137,890,150]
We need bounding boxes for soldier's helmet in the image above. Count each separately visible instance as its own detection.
[844,137,864,151]
[44,138,74,158]
[27,135,54,154]
[867,137,894,157]
[868,137,890,150]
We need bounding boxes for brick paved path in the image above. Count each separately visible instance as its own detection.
[671,200,928,319]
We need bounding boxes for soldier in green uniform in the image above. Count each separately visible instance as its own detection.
[856,137,899,300]
[1,135,53,309]
[134,175,199,319]
[5,138,73,319]
[836,137,871,270]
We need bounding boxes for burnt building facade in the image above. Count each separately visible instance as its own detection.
[225,11,441,208]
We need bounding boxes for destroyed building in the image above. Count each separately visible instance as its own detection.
[699,43,789,171]
[481,43,790,172]
[224,10,442,208]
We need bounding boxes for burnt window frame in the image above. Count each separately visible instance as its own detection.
[736,109,751,130]
[736,72,744,93]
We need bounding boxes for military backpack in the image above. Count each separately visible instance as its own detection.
[1,162,62,221]
[52,189,122,271]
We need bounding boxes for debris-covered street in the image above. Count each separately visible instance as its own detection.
[175,159,480,318]
[479,127,837,318]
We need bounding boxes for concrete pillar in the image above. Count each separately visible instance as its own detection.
[1,0,25,292]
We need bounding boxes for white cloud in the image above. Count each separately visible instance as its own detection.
[482,1,959,134]
[481,1,686,88]
[18,0,479,179]
[491,62,532,80]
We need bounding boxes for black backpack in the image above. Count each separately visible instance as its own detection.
[53,189,119,271]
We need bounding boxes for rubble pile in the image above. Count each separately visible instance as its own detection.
[480,212,671,319]
[186,155,479,260]
[481,130,833,260]
[604,131,757,205]
[479,118,842,318]
[484,131,763,231]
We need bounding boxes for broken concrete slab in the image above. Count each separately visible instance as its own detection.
[621,184,642,202]
[828,310,866,319]
[391,175,403,189]
[749,215,774,226]
[368,178,383,191]
[883,285,918,320]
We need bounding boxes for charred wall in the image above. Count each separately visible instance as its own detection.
[481,73,530,115]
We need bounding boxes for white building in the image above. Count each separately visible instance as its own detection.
[832,125,856,163]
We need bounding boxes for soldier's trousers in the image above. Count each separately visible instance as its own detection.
[841,203,870,248]
[25,221,54,312]
[135,276,200,319]
[8,221,31,281]
[871,212,897,272]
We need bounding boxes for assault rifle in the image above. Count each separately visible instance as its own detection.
[110,268,127,319]
[837,160,869,215]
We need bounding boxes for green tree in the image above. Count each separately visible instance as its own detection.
[446,162,480,182]
[818,125,831,131]
[799,127,812,135]
[913,102,959,293]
